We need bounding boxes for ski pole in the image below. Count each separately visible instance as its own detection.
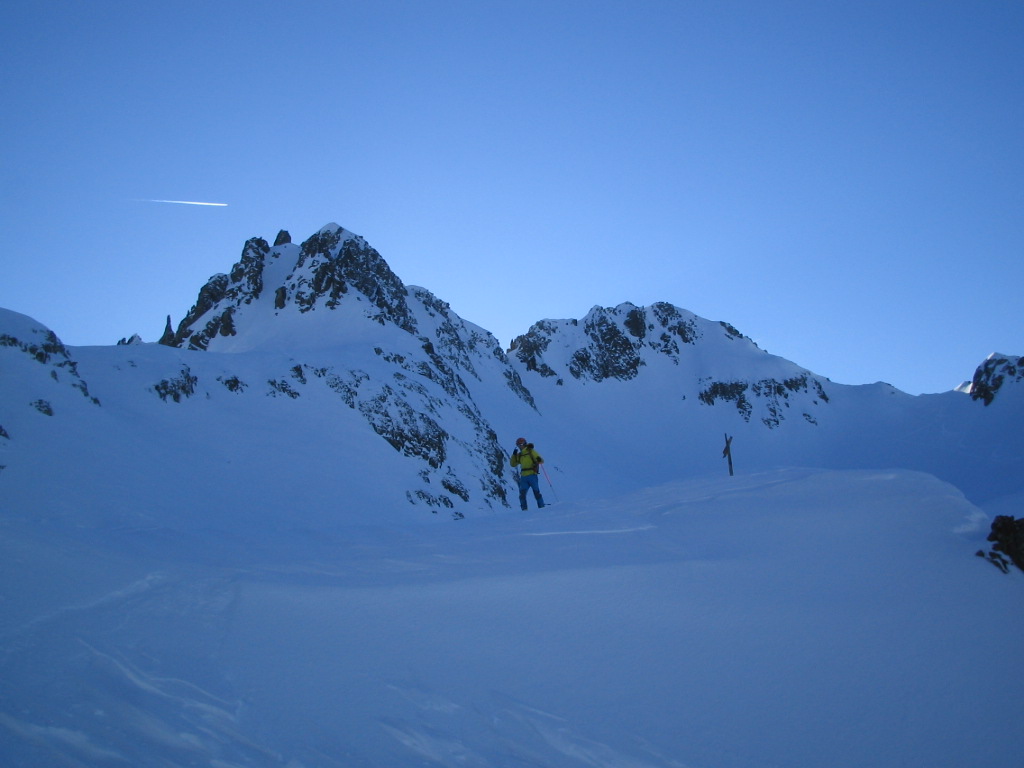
[540,463,560,502]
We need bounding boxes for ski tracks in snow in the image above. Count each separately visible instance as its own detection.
[522,525,656,537]
[378,684,691,768]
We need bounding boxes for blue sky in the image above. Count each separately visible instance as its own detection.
[2,0,1021,394]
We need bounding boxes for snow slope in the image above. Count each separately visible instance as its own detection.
[0,468,1018,767]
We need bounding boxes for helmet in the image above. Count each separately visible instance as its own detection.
[515,437,527,446]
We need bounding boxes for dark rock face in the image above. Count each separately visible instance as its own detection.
[153,366,198,403]
[163,237,272,350]
[162,273,232,350]
[510,300,832,428]
[569,311,643,382]
[158,315,175,346]
[982,516,1024,573]
[698,375,830,428]
[510,302,703,383]
[31,399,53,415]
[969,355,1024,405]
[165,226,418,351]
[509,320,563,380]
[650,302,701,354]
[289,228,416,332]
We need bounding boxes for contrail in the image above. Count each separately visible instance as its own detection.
[142,199,228,207]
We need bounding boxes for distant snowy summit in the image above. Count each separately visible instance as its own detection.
[966,353,1024,405]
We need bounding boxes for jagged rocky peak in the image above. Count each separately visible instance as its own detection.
[162,223,416,351]
[967,353,1024,405]
[290,224,414,329]
[509,301,748,383]
[158,315,175,346]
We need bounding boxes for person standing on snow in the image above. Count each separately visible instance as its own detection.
[510,437,545,511]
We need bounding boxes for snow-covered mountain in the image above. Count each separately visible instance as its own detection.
[3,222,1021,516]
[1,223,1022,767]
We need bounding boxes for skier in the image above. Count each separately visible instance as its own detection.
[510,437,545,511]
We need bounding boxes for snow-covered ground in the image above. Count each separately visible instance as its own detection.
[1,466,1019,767]
[2,225,1022,766]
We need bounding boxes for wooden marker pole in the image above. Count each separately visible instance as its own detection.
[722,433,734,476]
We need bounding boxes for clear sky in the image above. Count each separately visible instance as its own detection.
[2,0,1021,394]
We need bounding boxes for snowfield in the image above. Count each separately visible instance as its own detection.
[1,467,1019,768]
[2,224,1022,767]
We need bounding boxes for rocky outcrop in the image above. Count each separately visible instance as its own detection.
[158,315,175,346]
[510,302,704,384]
[163,237,271,350]
[698,375,830,427]
[980,515,1024,573]
[0,322,100,410]
[509,319,563,379]
[164,226,419,350]
[968,355,1024,405]
[152,365,199,403]
[510,300,830,429]
[291,227,415,331]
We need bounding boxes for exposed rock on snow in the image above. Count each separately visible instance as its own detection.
[0,310,100,412]
[983,515,1024,573]
[152,365,199,403]
[158,314,175,346]
[698,374,830,428]
[510,299,832,428]
[510,302,706,382]
[968,354,1024,405]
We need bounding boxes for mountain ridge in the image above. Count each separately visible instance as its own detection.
[1,223,1022,516]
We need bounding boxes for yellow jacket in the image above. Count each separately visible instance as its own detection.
[511,445,543,476]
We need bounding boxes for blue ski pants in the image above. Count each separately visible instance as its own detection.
[518,473,545,510]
